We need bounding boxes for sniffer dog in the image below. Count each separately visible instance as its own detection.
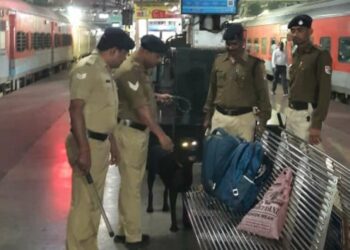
[146,134,199,232]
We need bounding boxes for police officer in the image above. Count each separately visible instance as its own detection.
[113,35,174,248]
[65,28,134,250]
[203,23,271,141]
[287,14,332,145]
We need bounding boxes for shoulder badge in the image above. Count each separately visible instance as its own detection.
[76,73,87,80]
[128,81,139,91]
[325,65,332,75]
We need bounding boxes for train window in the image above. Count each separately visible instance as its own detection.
[270,38,277,54]
[338,37,350,63]
[0,32,5,50]
[40,33,46,49]
[33,33,41,50]
[54,34,61,47]
[44,33,51,48]
[254,38,259,53]
[62,34,72,46]
[320,37,331,52]
[30,33,35,50]
[0,21,5,50]
[68,35,72,46]
[62,34,66,46]
[246,38,252,53]
[25,33,30,50]
[261,38,267,55]
[16,32,27,52]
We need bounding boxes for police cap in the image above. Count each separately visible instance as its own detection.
[288,14,313,29]
[223,23,244,41]
[97,27,135,51]
[141,35,168,54]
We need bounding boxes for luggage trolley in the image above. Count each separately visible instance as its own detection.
[185,129,344,250]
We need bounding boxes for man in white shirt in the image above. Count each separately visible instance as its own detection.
[271,42,288,96]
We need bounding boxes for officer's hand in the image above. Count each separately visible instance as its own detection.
[203,112,211,131]
[309,128,322,145]
[155,93,173,104]
[110,139,120,165]
[203,118,210,130]
[159,134,174,152]
[77,149,91,174]
[256,123,266,139]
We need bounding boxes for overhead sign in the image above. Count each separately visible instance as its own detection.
[134,5,181,19]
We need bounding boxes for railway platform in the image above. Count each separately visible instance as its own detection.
[0,72,349,250]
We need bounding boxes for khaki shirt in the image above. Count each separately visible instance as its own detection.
[289,42,332,129]
[114,53,157,123]
[69,50,119,134]
[204,51,271,125]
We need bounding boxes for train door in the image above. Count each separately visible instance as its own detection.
[8,11,15,79]
[281,36,293,79]
[0,15,9,86]
[285,34,294,65]
[51,21,54,69]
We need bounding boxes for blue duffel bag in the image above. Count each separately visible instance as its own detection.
[201,128,242,195]
[214,141,272,214]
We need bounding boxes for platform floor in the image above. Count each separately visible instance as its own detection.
[0,73,349,250]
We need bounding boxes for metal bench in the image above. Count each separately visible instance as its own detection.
[185,129,343,250]
[281,130,350,249]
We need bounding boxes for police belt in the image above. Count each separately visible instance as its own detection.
[70,128,109,141]
[118,118,147,131]
[288,101,316,111]
[87,129,108,141]
[216,106,252,116]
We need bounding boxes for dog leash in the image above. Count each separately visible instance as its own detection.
[171,95,192,113]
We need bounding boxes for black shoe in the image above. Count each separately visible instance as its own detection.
[114,234,150,244]
[114,235,126,243]
[125,234,150,249]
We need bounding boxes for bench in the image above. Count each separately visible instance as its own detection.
[185,129,348,249]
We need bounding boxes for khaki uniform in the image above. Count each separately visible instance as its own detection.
[65,50,119,250]
[286,42,332,141]
[113,53,156,243]
[204,51,271,141]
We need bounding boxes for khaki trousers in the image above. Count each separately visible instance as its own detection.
[114,124,149,243]
[65,134,110,250]
[285,106,325,151]
[286,107,343,211]
[211,110,256,142]
[285,106,312,142]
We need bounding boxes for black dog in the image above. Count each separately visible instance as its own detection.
[146,137,198,232]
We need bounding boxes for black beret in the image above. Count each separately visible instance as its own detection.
[288,14,313,29]
[141,35,168,54]
[223,23,244,41]
[97,27,135,51]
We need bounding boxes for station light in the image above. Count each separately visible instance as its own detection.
[67,6,82,25]
[170,6,178,12]
[99,13,110,19]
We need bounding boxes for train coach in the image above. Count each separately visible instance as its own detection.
[0,0,96,95]
[243,0,350,102]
